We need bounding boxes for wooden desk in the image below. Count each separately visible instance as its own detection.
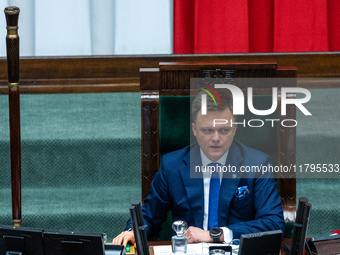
[147,239,292,255]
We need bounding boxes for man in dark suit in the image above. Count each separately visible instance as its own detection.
[113,89,284,246]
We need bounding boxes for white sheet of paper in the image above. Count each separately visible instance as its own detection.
[153,243,239,255]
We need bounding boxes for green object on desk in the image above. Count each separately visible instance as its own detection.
[126,243,130,252]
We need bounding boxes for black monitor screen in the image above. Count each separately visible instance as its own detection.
[0,225,44,255]
[238,229,282,255]
[43,230,104,255]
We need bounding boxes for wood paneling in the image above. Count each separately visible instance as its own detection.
[0,53,340,94]
[0,78,139,94]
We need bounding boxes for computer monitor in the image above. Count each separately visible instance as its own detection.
[289,197,312,255]
[0,225,44,255]
[43,229,105,255]
[238,229,283,255]
[129,201,149,255]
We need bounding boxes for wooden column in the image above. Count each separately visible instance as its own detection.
[140,68,160,202]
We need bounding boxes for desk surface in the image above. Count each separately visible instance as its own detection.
[147,239,291,255]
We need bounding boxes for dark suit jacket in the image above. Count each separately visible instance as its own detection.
[128,140,285,239]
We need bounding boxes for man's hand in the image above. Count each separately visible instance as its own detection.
[183,227,225,243]
[112,230,135,247]
[183,226,213,244]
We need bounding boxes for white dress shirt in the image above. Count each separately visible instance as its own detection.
[200,149,233,243]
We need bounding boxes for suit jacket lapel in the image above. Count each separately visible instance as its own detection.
[180,144,204,229]
[218,142,244,226]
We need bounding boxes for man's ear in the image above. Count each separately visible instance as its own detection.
[192,122,197,136]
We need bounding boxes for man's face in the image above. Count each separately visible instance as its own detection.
[192,108,237,162]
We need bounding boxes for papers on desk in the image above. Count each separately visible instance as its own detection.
[153,243,239,255]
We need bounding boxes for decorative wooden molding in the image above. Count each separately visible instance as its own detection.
[0,53,338,80]
[0,78,139,94]
[279,102,297,222]
[141,94,159,201]
[0,53,339,94]
[141,69,160,201]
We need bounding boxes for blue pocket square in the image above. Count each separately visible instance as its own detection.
[235,186,250,200]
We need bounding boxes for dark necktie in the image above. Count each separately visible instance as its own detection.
[208,162,221,230]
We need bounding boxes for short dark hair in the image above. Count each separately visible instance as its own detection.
[191,89,235,123]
